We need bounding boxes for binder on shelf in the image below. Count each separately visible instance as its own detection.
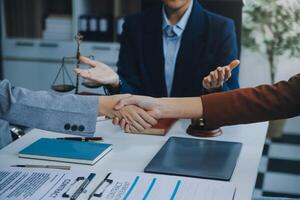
[98,15,113,42]
[89,16,98,41]
[98,16,109,41]
[79,15,89,41]
[79,15,113,42]
[116,16,125,42]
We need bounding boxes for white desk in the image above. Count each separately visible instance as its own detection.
[0,119,268,200]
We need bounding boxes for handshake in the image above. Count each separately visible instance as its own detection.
[99,94,205,133]
[98,95,162,133]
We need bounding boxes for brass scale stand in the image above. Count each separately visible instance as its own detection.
[51,33,100,94]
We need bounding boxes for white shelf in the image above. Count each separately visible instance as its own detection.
[2,38,119,65]
[3,38,75,61]
[81,42,120,65]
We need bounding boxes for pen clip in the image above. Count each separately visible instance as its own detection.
[94,179,113,197]
[62,177,85,198]
[71,173,96,200]
[93,174,113,197]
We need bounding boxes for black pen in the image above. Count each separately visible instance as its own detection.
[71,173,96,200]
[56,137,103,142]
[11,164,70,170]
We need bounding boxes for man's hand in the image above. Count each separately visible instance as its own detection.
[99,94,131,118]
[112,95,162,132]
[202,60,240,90]
[75,56,119,87]
[99,95,158,132]
[112,105,157,133]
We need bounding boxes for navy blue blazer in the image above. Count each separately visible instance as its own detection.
[117,0,239,97]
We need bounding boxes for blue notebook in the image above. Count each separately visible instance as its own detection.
[19,138,112,165]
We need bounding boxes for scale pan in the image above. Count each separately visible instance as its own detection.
[51,84,75,92]
[82,81,103,88]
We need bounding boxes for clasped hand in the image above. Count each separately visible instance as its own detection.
[99,95,160,133]
[99,94,162,133]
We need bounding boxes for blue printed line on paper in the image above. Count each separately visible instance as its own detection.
[170,180,181,200]
[123,176,140,200]
[143,178,157,200]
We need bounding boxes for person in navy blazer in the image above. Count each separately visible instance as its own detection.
[76,0,240,97]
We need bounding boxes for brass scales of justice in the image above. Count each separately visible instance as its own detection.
[51,33,101,94]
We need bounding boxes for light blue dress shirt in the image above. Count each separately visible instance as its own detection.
[162,0,193,96]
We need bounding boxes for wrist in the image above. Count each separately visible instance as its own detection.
[111,75,120,88]
[157,98,172,118]
[99,96,110,116]
[157,97,203,119]
[105,78,121,95]
[204,85,223,94]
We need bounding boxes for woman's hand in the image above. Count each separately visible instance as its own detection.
[202,60,240,90]
[114,95,162,119]
[75,56,119,87]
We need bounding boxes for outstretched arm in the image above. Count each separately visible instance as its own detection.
[115,74,300,129]
[0,79,155,135]
[200,74,300,129]
[0,79,99,135]
[115,96,203,119]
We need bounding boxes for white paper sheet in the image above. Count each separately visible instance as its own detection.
[0,167,90,200]
[90,171,236,200]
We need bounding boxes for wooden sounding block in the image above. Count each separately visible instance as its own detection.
[186,118,222,137]
[127,119,177,136]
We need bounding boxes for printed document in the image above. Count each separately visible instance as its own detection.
[0,167,90,200]
[90,171,236,200]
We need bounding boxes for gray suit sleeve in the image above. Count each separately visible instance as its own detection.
[0,119,12,149]
[0,79,99,136]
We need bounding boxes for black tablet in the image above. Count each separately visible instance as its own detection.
[144,137,242,181]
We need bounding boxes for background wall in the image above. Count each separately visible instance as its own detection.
[240,49,300,87]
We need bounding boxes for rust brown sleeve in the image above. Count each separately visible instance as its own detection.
[200,74,300,129]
